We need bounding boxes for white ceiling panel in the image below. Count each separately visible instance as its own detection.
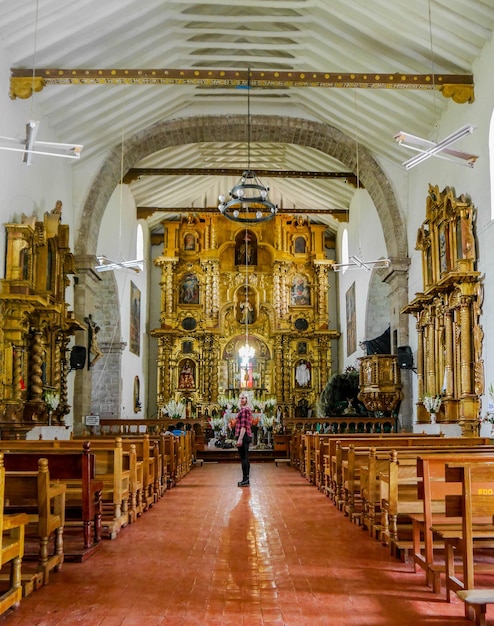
[0,0,492,231]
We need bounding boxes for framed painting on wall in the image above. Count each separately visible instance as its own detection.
[130,281,141,356]
[346,282,356,356]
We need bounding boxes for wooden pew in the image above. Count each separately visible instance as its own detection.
[323,434,448,505]
[3,438,134,536]
[411,452,494,593]
[431,462,494,609]
[4,457,65,585]
[0,453,29,616]
[74,435,157,510]
[1,444,103,557]
[343,438,493,538]
[378,445,494,559]
[360,445,494,537]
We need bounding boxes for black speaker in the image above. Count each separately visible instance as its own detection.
[70,346,86,370]
[397,345,413,369]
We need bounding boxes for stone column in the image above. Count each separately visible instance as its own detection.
[72,255,102,432]
[382,259,411,429]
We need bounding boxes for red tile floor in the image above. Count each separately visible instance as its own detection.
[0,462,479,625]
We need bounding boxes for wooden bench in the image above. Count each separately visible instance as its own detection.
[1,444,103,559]
[4,457,65,585]
[0,453,29,616]
[431,462,494,611]
[4,438,134,537]
[411,452,494,593]
[325,435,449,506]
[378,446,494,557]
[75,435,157,511]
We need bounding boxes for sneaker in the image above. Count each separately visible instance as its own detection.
[237,480,250,487]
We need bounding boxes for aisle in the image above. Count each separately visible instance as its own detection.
[0,462,470,625]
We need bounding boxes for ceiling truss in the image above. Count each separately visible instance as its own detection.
[10,68,474,104]
[123,168,360,186]
[137,206,348,221]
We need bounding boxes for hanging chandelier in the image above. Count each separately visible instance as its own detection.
[218,71,277,224]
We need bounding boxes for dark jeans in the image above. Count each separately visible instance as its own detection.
[238,436,251,481]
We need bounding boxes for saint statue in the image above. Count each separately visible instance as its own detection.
[178,360,195,389]
[295,360,311,387]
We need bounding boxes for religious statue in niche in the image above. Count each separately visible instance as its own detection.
[235,230,257,266]
[178,359,195,389]
[290,274,310,306]
[438,224,448,274]
[295,398,309,417]
[179,273,199,304]
[84,314,103,369]
[294,236,306,254]
[295,360,311,387]
[237,286,256,324]
[184,233,196,251]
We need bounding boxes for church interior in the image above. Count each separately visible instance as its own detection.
[0,0,493,623]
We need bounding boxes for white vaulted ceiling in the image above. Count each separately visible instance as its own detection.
[0,0,492,232]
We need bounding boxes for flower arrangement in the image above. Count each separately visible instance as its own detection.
[263,397,277,414]
[261,414,275,432]
[423,394,442,414]
[251,415,260,427]
[43,390,60,411]
[217,396,231,411]
[209,415,224,432]
[163,400,186,420]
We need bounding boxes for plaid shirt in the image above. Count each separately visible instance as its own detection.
[235,407,253,437]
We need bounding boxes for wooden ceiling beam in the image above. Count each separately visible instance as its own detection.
[10,69,474,103]
[137,206,349,221]
[123,167,359,185]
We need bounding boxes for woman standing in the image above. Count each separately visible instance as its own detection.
[235,393,253,487]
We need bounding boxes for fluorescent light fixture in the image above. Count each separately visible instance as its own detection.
[332,256,390,272]
[95,256,144,273]
[0,120,83,165]
[394,124,477,170]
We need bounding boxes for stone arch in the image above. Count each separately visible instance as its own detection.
[76,115,407,266]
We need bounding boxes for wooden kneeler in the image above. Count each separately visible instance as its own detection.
[457,589,494,626]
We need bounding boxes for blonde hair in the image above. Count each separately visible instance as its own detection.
[239,392,251,407]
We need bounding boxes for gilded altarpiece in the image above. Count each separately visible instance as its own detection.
[151,214,339,420]
[0,209,82,436]
[402,185,483,435]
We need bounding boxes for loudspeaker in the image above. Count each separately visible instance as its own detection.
[70,346,86,370]
[397,345,413,369]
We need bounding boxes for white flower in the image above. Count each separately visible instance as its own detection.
[217,396,230,410]
[423,394,442,413]
[163,400,186,419]
[43,390,60,410]
[260,413,275,432]
[209,416,225,432]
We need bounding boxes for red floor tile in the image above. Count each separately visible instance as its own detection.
[0,463,477,625]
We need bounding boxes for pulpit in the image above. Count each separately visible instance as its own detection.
[357,355,402,415]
